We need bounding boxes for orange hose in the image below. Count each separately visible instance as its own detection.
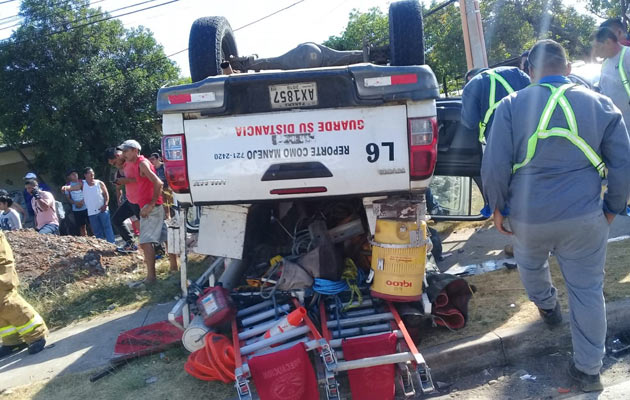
[184,333,236,383]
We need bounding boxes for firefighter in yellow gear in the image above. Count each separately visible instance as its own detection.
[0,230,48,357]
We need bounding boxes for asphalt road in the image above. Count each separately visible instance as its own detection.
[426,345,630,399]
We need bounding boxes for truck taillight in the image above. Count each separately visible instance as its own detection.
[408,117,438,180]
[162,134,190,193]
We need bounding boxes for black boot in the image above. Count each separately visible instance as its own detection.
[0,343,27,358]
[537,302,562,327]
[568,361,603,392]
[28,338,46,355]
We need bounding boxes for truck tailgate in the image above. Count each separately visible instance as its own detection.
[185,105,410,203]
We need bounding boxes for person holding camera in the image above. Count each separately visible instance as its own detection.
[24,180,59,235]
[22,173,50,229]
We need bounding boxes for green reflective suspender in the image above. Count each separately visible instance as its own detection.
[478,70,515,144]
[512,83,606,178]
[618,47,630,100]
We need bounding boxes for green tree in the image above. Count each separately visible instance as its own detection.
[322,4,466,85]
[0,0,178,184]
[423,1,467,87]
[583,0,628,20]
[482,0,596,64]
[323,7,389,50]
[323,1,595,86]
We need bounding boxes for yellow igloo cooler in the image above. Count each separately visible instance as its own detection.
[370,218,427,301]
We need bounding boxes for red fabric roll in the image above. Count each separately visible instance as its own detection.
[433,305,466,330]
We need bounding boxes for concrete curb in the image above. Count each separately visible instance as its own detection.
[422,299,630,378]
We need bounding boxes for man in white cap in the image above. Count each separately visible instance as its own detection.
[22,173,50,229]
[24,179,58,235]
[119,140,177,283]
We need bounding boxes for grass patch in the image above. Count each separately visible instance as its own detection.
[20,254,213,330]
[419,240,630,348]
[6,347,235,400]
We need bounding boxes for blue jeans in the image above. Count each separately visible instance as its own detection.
[89,210,115,243]
[38,224,59,235]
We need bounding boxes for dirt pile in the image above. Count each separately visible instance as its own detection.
[5,230,142,286]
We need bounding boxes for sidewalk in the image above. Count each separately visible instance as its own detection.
[0,302,175,391]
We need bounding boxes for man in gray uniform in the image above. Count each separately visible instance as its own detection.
[592,27,630,127]
[482,39,630,392]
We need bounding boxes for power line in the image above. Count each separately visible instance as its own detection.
[233,0,305,32]
[67,1,311,115]
[0,0,110,30]
[2,0,313,146]
[0,0,18,5]
[162,0,309,63]
[167,48,187,57]
[2,0,180,45]
[0,16,19,25]
[0,11,20,22]
[425,0,457,18]
[0,0,161,31]
[92,0,310,85]
[3,0,306,92]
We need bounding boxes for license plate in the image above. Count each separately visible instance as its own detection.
[269,82,318,109]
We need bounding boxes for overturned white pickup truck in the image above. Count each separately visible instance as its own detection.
[158,0,487,314]
[157,0,446,256]
[158,1,484,398]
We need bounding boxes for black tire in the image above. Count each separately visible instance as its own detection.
[389,0,425,66]
[188,17,239,82]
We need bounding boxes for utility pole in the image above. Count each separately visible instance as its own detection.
[459,0,488,70]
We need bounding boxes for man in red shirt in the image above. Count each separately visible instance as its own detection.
[119,140,177,283]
